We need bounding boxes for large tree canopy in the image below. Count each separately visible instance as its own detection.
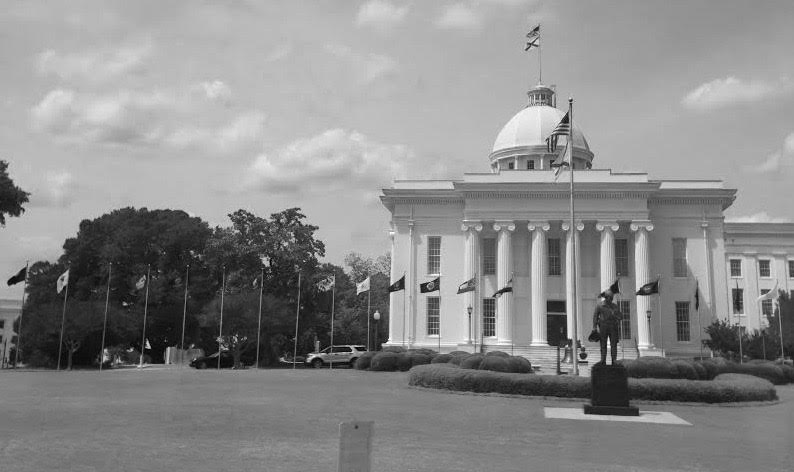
[0,160,30,226]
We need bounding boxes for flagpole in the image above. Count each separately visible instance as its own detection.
[293,271,301,369]
[538,23,542,84]
[180,264,190,367]
[14,261,29,369]
[330,274,335,370]
[777,297,785,360]
[657,274,663,352]
[402,271,406,348]
[255,266,264,369]
[99,262,112,372]
[367,280,371,351]
[567,97,579,376]
[438,273,442,354]
[697,281,704,360]
[57,268,70,371]
[218,266,225,370]
[139,264,151,368]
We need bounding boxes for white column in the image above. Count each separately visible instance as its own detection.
[596,221,619,292]
[529,221,550,346]
[562,221,584,340]
[494,221,515,344]
[461,221,482,344]
[408,218,416,345]
[631,221,654,349]
[388,228,396,344]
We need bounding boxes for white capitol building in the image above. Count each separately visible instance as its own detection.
[380,82,794,364]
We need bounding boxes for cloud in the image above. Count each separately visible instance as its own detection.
[681,76,794,111]
[197,80,232,102]
[743,152,781,174]
[726,212,792,223]
[246,129,412,197]
[435,3,482,33]
[29,171,76,208]
[36,41,152,83]
[166,111,265,153]
[323,44,398,84]
[16,235,63,261]
[355,0,409,30]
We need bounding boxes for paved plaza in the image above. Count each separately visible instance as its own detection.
[0,368,791,472]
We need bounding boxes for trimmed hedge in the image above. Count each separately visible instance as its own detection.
[506,356,533,374]
[409,364,777,403]
[479,356,510,372]
[448,353,470,366]
[353,351,377,370]
[485,351,511,358]
[370,352,401,371]
[621,357,793,385]
[431,354,453,364]
[460,354,485,370]
[381,346,406,354]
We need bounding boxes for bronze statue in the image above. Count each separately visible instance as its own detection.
[592,291,622,364]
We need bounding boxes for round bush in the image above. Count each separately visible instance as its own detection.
[696,360,720,380]
[727,362,787,385]
[408,348,437,356]
[448,353,470,366]
[431,354,453,364]
[623,357,678,379]
[448,351,470,357]
[381,346,406,354]
[459,354,485,370]
[485,351,510,358]
[672,360,699,380]
[397,353,414,371]
[410,353,432,367]
[777,363,794,383]
[479,356,510,372]
[370,352,400,371]
[505,356,532,374]
[354,351,377,370]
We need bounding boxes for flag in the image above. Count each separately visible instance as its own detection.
[252,277,259,289]
[546,111,570,153]
[122,301,132,307]
[756,281,779,302]
[599,279,620,298]
[317,275,335,292]
[56,269,69,294]
[456,277,476,294]
[733,279,741,312]
[135,275,147,290]
[492,278,513,298]
[144,339,151,350]
[635,279,659,296]
[356,276,370,295]
[420,277,440,293]
[694,280,700,311]
[524,24,540,51]
[388,275,405,293]
[7,267,27,286]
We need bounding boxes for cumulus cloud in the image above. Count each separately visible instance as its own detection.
[36,41,152,82]
[681,76,794,111]
[355,0,409,30]
[323,44,398,84]
[197,80,232,102]
[246,129,412,197]
[743,132,794,174]
[29,171,76,208]
[166,111,265,153]
[435,3,482,33]
[726,212,792,223]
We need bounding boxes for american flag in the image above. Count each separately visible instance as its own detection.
[546,111,570,153]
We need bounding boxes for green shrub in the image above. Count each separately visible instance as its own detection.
[449,351,470,357]
[408,348,436,356]
[697,360,721,380]
[505,356,532,374]
[724,362,788,385]
[397,354,414,372]
[777,363,794,383]
[370,352,400,371]
[381,346,406,353]
[479,356,510,372]
[410,353,432,367]
[485,351,510,358]
[354,351,377,370]
[622,357,678,379]
[690,361,708,380]
[629,375,777,403]
[672,360,699,380]
[431,354,453,364]
[449,353,470,366]
[460,354,485,370]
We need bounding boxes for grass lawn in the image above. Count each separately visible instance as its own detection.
[1,367,792,472]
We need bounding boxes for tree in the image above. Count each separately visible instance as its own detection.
[767,291,794,359]
[0,160,30,226]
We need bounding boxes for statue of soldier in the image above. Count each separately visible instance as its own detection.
[592,291,622,365]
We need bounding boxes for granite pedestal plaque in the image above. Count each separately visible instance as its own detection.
[584,362,639,416]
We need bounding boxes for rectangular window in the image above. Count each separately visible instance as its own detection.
[675,302,691,342]
[618,300,631,340]
[508,162,515,170]
[482,298,496,337]
[427,236,441,275]
[759,259,771,278]
[789,260,794,278]
[730,259,742,277]
[548,238,561,276]
[615,238,629,276]
[0,320,4,330]
[527,160,535,170]
[732,288,744,314]
[426,297,440,335]
[760,290,773,316]
[672,238,687,277]
[482,238,496,275]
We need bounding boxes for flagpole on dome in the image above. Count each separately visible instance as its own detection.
[255,266,264,369]
[139,264,151,369]
[57,266,70,371]
[180,264,190,367]
[13,261,29,369]
[99,262,112,372]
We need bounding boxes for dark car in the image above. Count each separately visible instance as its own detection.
[189,352,246,369]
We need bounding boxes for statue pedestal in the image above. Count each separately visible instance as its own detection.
[584,363,639,416]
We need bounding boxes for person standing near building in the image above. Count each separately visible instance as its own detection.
[593,292,622,365]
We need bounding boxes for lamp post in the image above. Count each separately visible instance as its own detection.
[373,310,381,351]
[467,306,473,346]
[646,309,653,348]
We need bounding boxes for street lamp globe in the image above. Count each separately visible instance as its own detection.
[467,306,473,315]
[373,310,381,321]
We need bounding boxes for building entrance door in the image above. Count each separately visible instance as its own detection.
[546,300,567,347]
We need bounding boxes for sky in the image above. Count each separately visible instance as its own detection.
[2,0,794,300]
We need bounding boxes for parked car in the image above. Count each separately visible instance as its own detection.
[305,345,367,368]
[189,352,248,369]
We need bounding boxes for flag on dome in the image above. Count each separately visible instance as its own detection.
[388,275,405,293]
[636,279,659,296]
[7,266,27,286]
[317,275,335,292]
[524,24,540,51]
[56,269,69,294]
[356,276,370,295]
[456,277,476,294]
[420,277,440,293]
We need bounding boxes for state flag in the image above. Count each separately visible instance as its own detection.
[756,281,779,302]
[135,275,147,290]
[694,280,700,311]
[356,276,370,295]
[598,279,620,298]
[56,269,69,294]
[317,275,335,292]
[492,278,513,298]
[456,277,476,294]
[524,24,540,51]
[7,267,27,286]
[388,276,405,293]
[635,279,659,296]
[144,339,151,350]
[420,277,440,293]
